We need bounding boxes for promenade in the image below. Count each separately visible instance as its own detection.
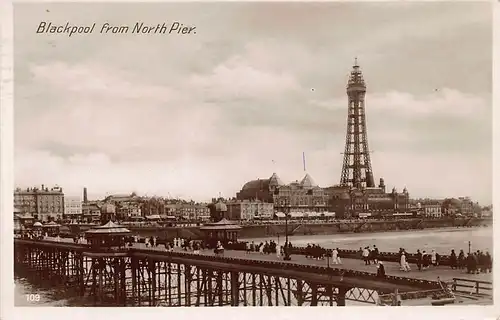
[151,245,492,283]
[18,237,493,306]
[43,237,490,284]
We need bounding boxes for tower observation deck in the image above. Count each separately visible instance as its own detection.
[340,59,375,188]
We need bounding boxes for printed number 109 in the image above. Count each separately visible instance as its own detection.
[26,294,40,302]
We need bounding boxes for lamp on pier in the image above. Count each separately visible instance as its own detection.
[284,212,291,261]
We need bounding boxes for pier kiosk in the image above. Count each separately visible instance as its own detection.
[83,221,131,305]
[200,218,242,248]
[85,221,131,250]
[42,221,61,236]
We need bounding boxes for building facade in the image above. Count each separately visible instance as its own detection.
[236,173,329,215]
[236,173,410,219]
[103,194,142,219]
[458,197,474,216]
[14,185,65,222]
[165,203,210,221]
[226,200,274,220]
[324,179,410,219]
[64,196,82,220]
[82,201,102,223]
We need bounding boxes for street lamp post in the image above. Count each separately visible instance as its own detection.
[468,241,471,254]
[284,211,291,261]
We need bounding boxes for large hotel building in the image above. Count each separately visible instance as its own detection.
[235,173,409,219]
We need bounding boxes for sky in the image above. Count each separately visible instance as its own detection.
[13,2,492,204]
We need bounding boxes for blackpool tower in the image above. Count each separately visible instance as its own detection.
[340,59,375,188]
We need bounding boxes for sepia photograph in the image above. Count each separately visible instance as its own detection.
[9,1,493,308]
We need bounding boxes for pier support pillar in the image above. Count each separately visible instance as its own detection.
[337,287,348,306]
[230,271,239,306]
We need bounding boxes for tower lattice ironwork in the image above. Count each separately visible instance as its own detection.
[340,59,375,189]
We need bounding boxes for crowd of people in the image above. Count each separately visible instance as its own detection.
[303,244,342,264]
[360,245,380,265]
[244,240,294,259]
[448,249,492,274]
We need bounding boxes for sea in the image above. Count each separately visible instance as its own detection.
[14,226,493,307]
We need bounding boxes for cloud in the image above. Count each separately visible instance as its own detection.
[13,2,492,205]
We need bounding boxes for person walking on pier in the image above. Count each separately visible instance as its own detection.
[466,253,477,274]
[193,242,200,254]
[458,250,465,269]
[331,248,340,264]
[416,249,423,271]
[377,261,386,278]
[245,242,251,254]
[485,251,492,273]
[362,247,370,265]
[449,250,457,269]
[400,251,411,272]
[372,245,379,264]
[422,251,430,270]
[431,250,437,266]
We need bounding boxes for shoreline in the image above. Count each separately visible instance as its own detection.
[240,225,488,241]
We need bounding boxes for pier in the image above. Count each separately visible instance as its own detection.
[14,238,491,307]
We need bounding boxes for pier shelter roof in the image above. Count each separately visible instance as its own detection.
[200,219,241,247]
[85,221,131,249]
[85,221,131,235]
[200,218,241,231]
[43,221,60,227]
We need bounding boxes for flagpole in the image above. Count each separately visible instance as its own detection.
[303,152,306,172]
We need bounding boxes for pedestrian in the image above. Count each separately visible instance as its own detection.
[362,247,370,265]
[193,242,200,254]
[416,249,422,271]
[466,253,476,274]
[422,251,430,270]
[377,262,386,277]
[332,248,340,264]
[372,245,379,264]
[400,251,410,272]
[458,250,465,269]
[450,250,457,269]
[485,251,492,273]
[431,250,437,266]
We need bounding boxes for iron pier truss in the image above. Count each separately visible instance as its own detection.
[14,239,443,306]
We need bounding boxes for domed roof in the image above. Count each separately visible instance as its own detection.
[242,178,270,191]
[215,200,227,212]
[101,202,116,214]
[300,173,317,188]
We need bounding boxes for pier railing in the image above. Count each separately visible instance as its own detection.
[225,242,488,267]
[451,278,493,297]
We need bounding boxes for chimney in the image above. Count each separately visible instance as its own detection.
[41,184,44,191]
[83,187,88,203]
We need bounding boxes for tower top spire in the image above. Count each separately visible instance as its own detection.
[347,58,365,89]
